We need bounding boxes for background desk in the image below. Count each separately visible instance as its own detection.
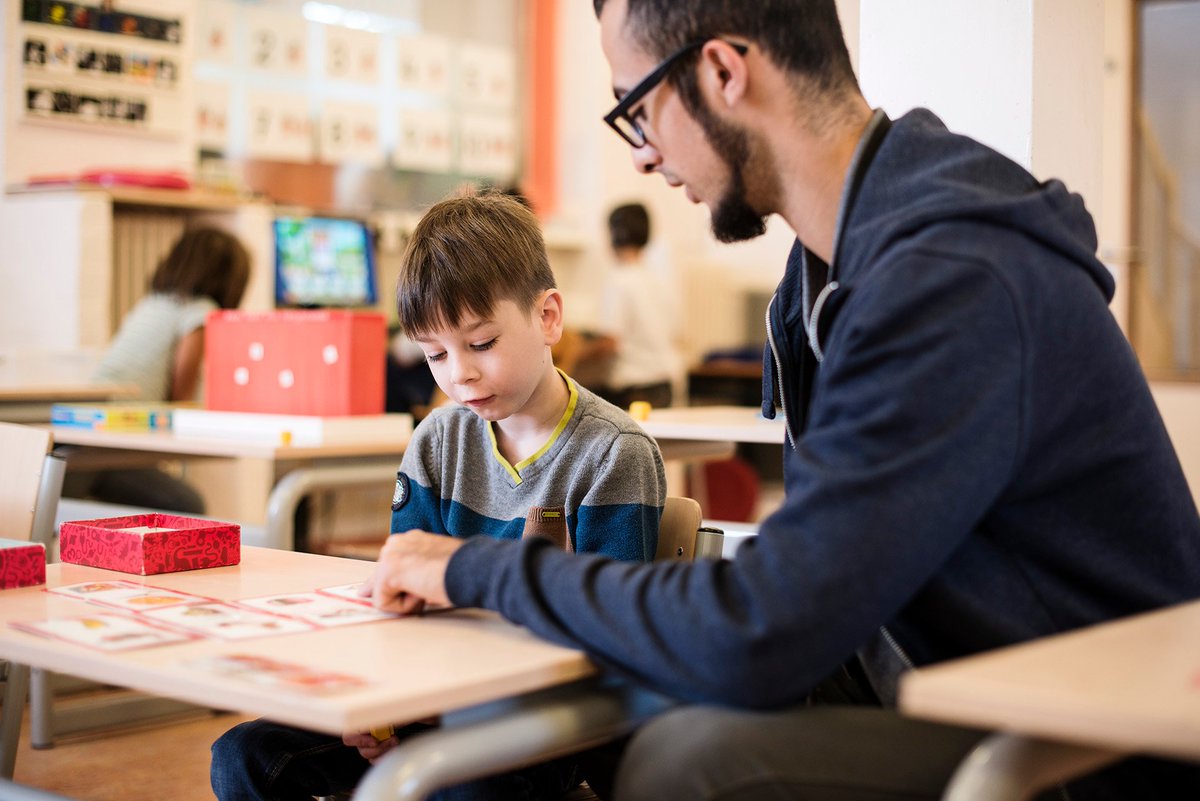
[899,600,1200,800]
[640,404,787,446]
[50,426,411,550]
[640,405,786,520]
[0,384,138,425]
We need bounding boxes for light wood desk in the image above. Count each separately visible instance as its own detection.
[640,405,786,517]
[899,600,1200,800]
[640,404,787,446]
[0,384,139,424]
[50,425,411,550]
[0,547,664,801]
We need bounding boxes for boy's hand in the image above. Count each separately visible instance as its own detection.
[342,729,397,764]
[361,531,466,614]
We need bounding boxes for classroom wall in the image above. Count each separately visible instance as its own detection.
[551,0,860,367]
[0,0,199,186]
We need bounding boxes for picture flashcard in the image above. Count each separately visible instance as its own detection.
[184,653,369,694]
[140,602,316,640]
[315,583,372,604]
[234,592,395,627]
[11,613,196,651]
[48,581,211,611]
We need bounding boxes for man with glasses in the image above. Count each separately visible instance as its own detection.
[368,1,1200,799]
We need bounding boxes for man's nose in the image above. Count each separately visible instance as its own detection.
[631,141,662,174]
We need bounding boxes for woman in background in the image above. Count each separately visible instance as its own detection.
[70,227,250,513]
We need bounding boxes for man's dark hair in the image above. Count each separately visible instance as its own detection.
[397,188,555,336]
[151,227,250,309]
[608,202,651,249]
[594,0,857,115]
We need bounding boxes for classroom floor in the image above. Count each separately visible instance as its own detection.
[10,698,254,801]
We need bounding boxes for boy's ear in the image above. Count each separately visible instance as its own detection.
[539,289,565,345]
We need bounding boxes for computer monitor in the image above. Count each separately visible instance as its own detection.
[273,216,378,308]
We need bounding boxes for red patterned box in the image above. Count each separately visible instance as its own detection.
[0,539,46,589]
[59,514,240,576]
[205,310,386,416]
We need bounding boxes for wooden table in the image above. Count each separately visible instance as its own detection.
[0,548,665,800]
[51,425,411,550]
[0,383,139,424]
[639,406,786,517]
[640,404,787,446]
[898,600,1200,800]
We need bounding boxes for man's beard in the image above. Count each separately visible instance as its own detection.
[691,98,768,243]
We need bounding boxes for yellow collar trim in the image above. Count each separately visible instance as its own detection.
[488,369,578,485]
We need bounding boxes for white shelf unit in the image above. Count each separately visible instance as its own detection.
[0,185,273,351]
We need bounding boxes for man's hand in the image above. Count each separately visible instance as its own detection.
[342,729,397,764]
[359,530,466,614]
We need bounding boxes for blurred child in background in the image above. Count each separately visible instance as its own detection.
[66,227,250,513]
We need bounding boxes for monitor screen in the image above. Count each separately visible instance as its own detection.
[273,217,378,308]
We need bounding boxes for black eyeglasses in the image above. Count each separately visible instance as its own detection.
[603,39,748,148]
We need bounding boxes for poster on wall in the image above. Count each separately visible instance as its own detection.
[395,34,451,98]
[197,0,237,66]
[323,26,380,85]
[244,8,308,76]
[318,102,382,166]
[18,0,186,137]
[245,91,314,162]
[24,82,150,128]
[195,81,230,151]
[457,44,515,110]
[393,108,454,173]
[458,113,516,179]
[20,2,181,43]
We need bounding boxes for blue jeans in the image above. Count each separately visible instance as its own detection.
[210,718,582,801]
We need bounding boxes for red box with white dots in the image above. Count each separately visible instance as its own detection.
[205,310,386,416]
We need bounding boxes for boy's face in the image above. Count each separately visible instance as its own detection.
[414,292,562,422]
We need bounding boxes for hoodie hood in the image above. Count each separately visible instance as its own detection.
[837,108,1111,301]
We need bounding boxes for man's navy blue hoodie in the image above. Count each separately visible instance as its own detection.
[446,110,1200,797]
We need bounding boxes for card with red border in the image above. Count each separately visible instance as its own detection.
[234,592,395,627]
[10,613,197,651]
[140,602,316,640]
[48,580,211,611]
[183,654,369,693]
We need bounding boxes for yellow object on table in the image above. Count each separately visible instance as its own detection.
[628,401,651,421]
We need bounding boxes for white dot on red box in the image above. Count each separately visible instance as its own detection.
[248,342,265,361]
[322,345,339,364]
[278,369,295,388]
[234,367,249,385]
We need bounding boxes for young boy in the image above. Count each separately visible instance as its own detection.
[210,189,666,801]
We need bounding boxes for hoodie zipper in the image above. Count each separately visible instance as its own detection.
[879,625,915,670]
[765,296,796,451]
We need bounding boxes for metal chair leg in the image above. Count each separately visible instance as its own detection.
[1,663,31,779]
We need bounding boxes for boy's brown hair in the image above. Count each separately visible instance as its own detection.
[397,188,555,335]
[150,227,250,309]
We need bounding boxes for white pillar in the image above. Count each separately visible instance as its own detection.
[857,0,1106,238]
